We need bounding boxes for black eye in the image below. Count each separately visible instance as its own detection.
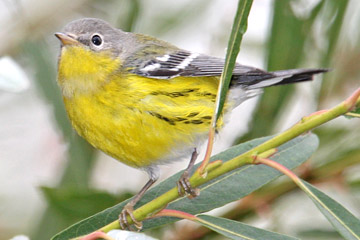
[91,35,102,46]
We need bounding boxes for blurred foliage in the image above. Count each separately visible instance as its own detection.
[1,0,359,239]
[22,38,98,240]
[239,0,347,141]
[41,187,132,221]
[297,229,342,240]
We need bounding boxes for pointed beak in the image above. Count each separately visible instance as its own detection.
[55,32,79,46]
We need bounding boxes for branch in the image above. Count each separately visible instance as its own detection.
[88,87,359,235]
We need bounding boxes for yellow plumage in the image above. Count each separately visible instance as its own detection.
[58,45,224,168]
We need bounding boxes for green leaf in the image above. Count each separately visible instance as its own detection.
[41,187,132,221]
[312,149,360,179]
[302,181,360,240]
[344,107,360,119]
[318,0,349,99]
[267,1,311,71]
[320,0,349,68]
[349,179,360,190]
[297,229,342,239]
[142,0,210,36]
[115,0,140,32]
[196,215,298,240]
[215,0,253,120]
[52,133,318,240]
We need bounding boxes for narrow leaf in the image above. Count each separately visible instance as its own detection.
[318,0,349,99]
[196,215,298,240]
[52,133,318,239]
[215,0,253,120]
[302,181,360,240]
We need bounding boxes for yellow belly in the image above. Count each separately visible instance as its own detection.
[63,74,223,168]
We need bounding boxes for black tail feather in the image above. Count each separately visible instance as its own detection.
[232,68,329,89]
[272,68,329,86]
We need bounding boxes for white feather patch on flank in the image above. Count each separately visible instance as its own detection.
[168,68,181,71]
[156,54,170,61]
[170,52,200,71]
[247,76,290,89]
[141,63,161,72]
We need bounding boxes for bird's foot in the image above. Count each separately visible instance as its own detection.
[177,169,200,198]
[119,203,143,231]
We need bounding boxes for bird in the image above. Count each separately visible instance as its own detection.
[55,17,327,229]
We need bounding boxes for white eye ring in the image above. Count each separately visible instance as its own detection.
[90,33,103,48]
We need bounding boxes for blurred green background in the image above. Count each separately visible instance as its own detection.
[0,0,359,239]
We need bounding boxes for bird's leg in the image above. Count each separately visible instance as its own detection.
[176,148,200,198]
[119,177,157,231]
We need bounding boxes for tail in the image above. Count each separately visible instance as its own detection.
[232,68,328,89]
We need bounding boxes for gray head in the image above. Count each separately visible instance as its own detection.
[55,18,130,55]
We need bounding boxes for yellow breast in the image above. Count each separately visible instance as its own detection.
[58,45,224,168]
[63,74,223,168]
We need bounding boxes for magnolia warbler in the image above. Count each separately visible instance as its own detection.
[55,18,327,229]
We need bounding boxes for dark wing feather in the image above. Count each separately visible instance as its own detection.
[128,50,265,79]
[127,50,327,88]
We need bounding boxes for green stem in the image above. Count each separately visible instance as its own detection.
[94,88,359,233]
[199,0,254,175]
[206,88,360,178]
